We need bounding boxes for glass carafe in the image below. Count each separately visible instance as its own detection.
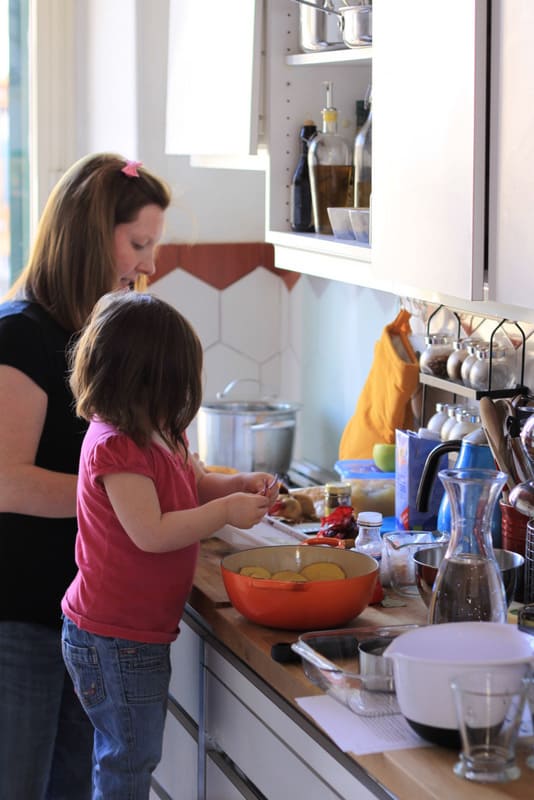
[429,468,508,624]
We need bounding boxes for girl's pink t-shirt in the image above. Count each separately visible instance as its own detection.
[62,420,199,643]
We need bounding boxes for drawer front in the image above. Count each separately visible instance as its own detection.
[205,647,377,800]
[153,706,198,799]
[169,620,201,723]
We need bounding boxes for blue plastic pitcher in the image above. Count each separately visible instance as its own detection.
[416,431,502,546]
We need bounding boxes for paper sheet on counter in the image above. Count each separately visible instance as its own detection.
[296,695,534,756]
[296,694,432,755]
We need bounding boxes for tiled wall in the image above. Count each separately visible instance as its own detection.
[151,242,400,470]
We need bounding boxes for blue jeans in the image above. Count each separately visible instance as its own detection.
[61,616,171,800]
[0,621,93,800]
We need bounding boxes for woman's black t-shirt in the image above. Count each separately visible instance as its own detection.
[0,300,88,628]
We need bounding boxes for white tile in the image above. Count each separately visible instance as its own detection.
[221,267,281,362]
[202,343,259,402]
[151,269,220,348]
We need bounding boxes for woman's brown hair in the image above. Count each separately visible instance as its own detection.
[7,153,171,332]
[69,292,203,452]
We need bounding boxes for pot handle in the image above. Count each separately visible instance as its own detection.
[289,0,341,18]
[249,419,296,432]
[216,378,261,399]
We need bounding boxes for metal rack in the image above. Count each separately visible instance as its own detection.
[420,305,529,423]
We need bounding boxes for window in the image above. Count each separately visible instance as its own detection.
[0,0,30,293]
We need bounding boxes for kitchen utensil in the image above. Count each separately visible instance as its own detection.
[220,545,378,630]
[413,544,524,608]
[197,379,301,476]
[357,636,394,691]
[509,480,534,518]
[451,668,530,783]
[479,396,518,494]
[415,430,503,543]
[429,468,509,624]
[292,0,372,48]
[383,622,534,748]
[525,520,534,605]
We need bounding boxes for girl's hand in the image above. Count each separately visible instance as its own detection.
[239,472,279,503]
[225,492,270,529]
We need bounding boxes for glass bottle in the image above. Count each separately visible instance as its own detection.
[429,468,508,624]
[440,404,463,441]
[308,81,354,235]
[290,120,317,232]
[354,86,372,208]
[446,338,478,382]
[448,409,482,440]
[354,511,383,561]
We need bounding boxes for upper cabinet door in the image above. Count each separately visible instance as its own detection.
[165,0,263,156]
[487,0,534,307]
[372,1,488,300]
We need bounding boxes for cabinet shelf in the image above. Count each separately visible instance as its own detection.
[286,48,372,67]
[419,372,529,402]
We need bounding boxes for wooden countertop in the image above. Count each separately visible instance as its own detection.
[190,538,533,800]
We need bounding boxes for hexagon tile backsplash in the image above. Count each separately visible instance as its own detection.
[151,243,304,453]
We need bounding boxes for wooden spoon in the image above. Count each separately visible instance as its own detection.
[479,396,518,494]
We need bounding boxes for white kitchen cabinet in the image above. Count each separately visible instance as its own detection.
[372,0,488,301]
[487,0,534,308]
[166,0,263,158]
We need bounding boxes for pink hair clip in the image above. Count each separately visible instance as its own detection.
[121,160,143,178]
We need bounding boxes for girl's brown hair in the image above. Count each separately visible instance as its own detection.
[70,292,203,452]
[7,153,171,332]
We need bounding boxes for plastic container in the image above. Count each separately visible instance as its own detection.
[334,459,395,480]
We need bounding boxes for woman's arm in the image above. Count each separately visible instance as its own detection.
[102,471,271,553]
[0,365,78,517]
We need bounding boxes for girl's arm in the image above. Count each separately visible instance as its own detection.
[192,456,279,506]
[0,365,78,517]
[102,471,271,553]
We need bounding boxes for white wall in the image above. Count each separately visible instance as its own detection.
[73,0,401,471]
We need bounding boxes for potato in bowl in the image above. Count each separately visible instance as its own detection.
[221,545,378,630]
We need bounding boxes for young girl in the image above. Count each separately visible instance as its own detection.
[61,291,277,798]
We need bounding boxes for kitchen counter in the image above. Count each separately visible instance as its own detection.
[188,537,533,800]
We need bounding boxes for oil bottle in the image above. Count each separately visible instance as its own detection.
[308,81,354,234]
[290,120,317,232]
[354,85,372,208]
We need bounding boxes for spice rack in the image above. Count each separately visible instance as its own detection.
[419,306,530,422]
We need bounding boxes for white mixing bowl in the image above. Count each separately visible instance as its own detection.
[384,622,534,748]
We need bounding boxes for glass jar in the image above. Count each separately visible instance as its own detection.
[324,482,352,517]
[354,511,383,561]
[427,402,450,435]
[448,409,482,440]
[460,343,484,387]
[419,334,454,378]
[446,338,478,382]
[469,345,517,391]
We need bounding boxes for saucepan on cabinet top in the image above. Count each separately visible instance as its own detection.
[292,0,372,49]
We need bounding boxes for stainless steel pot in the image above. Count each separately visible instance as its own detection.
[196,398,301,475]
[293,0,372,50]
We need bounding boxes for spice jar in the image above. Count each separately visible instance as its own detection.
[324,482,352,516]
[419,335,454,378]
[446,338,478,382]
[469,345,517,391]
[440,404,463,441]
[448,408,482,440]
[460,342,484,387]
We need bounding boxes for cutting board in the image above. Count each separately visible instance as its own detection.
[193,537,236,607]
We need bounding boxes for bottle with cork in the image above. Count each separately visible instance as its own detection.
[308,80,354,234]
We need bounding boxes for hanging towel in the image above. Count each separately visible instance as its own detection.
[339,309,420,460]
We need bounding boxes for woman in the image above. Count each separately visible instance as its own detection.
[0,153,171,800]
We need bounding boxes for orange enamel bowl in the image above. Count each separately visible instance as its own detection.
[221,545,378,630]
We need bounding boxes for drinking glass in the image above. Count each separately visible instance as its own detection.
[451,668,530,783]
